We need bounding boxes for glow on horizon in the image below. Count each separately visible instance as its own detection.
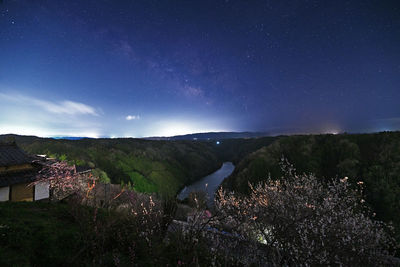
[0,125,101,138]
[326,130,340,135]
[0,91,234,138]
[320,123,342,135]
[0,119,232,139]
[152,120,231,137]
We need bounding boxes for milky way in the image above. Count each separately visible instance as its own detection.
[0,0,399,137]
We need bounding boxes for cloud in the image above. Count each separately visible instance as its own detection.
[0,91,102,137]
[0,92,98,116]
[57,101,98,115]
[126,115,140,121]
[38,100,98,116]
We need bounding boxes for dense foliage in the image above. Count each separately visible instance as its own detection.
[2,159,398,266]
[217,162,398,265]
[212,135,278,164]
[0,161,243,266]
[1,132,400,264]
[0,202,83,266]
[222,132,400,246]
[2,132,399,232]
[0,135,221,197]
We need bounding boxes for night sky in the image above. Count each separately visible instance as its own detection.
[1,0,399,138]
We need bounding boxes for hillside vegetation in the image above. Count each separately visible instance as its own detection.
[0,202,83,266]
[0,135,221,197]
[222,131,400,242]
[1,132,400,264]
[0,195,248,266]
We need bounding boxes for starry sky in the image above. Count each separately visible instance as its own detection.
[0,0,399,138]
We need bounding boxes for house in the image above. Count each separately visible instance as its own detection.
[0,142,49,202]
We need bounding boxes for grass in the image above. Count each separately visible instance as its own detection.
[0,201,83,266]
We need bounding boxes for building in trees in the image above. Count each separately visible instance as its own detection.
[0,142,49,201]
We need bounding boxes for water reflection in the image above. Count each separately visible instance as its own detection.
[177,162,235,207]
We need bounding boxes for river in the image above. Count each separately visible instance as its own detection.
[177,162,235,208]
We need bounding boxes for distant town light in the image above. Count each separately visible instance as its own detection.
[216,141,220,145]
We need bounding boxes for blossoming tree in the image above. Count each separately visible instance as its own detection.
[216,161,398,265]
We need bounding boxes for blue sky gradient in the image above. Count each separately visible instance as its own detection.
[1,0,399,137]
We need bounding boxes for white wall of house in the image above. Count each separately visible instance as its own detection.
[0,186,10,201]
[34,182,49,200]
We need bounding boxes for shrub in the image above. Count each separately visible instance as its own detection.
[217,161,399,265]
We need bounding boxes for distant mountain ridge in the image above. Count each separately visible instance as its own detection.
[52,132,271,140]
[0,132,271,141]
[146,132,271,140]
[52,137,88,140]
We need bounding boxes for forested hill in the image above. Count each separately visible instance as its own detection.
[0,134,282,196]
[2,131,400,232]
[0,135,221,197]
[222,131,400,241]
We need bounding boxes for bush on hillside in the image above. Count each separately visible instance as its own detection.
[217,161,399,265]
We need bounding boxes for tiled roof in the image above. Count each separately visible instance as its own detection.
[75,165,92,174]
[0,143,33,167]
[0,171,37,187]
